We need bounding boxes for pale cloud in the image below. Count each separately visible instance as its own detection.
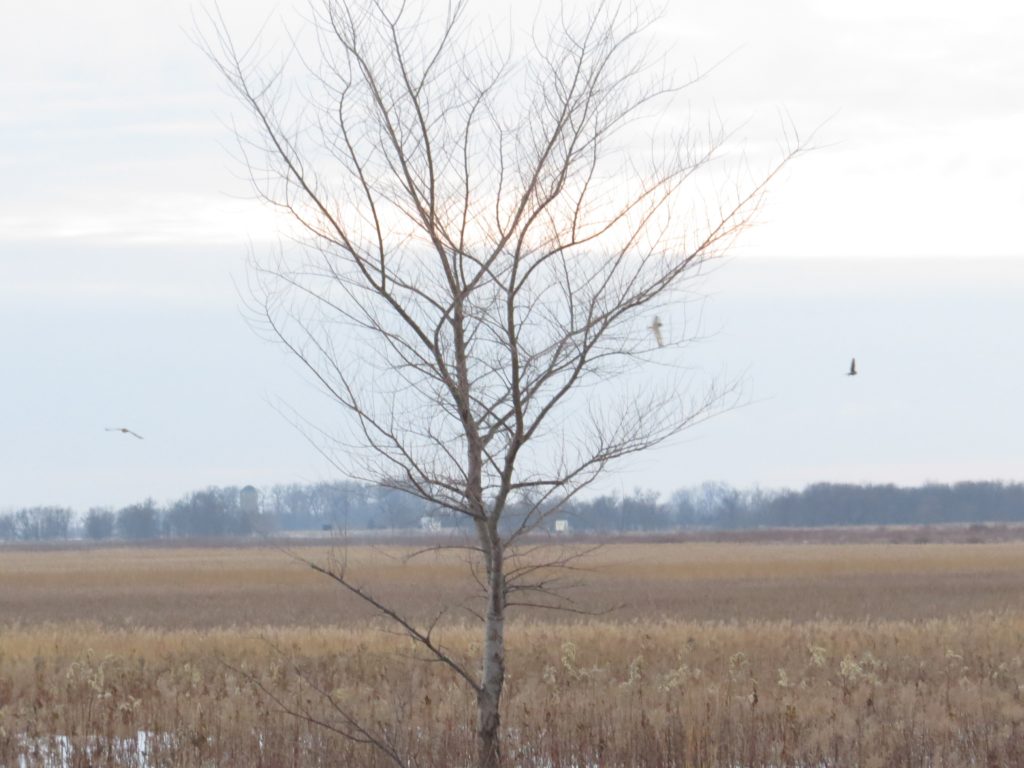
[0,195,281,246]
[733,105,1024,259]
[3,0,1021,256]
[665,0,1024,126]
[2,0,1023,508]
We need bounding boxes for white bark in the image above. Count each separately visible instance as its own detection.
[477,538,506,768]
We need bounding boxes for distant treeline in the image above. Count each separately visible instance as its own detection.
[2,481,1024,542]
[0,483,424,542]
[667,481,1024,530]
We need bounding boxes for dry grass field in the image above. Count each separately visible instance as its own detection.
[3,539,1024,766]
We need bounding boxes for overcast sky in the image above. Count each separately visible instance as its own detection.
[2,0,1022,510]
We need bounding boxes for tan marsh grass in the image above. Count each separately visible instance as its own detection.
[3,541,1024,765]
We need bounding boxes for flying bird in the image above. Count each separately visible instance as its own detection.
[650,316,664,348]
[106,427,144,440]
[847,358,857,376]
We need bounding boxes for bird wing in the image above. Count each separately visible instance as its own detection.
[651,317,664,347]
[105,427,144,439]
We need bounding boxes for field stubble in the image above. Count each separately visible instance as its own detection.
[2,540,1024,766]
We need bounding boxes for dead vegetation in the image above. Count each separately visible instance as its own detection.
[4,541,1024,627]
[3,541,1024,766]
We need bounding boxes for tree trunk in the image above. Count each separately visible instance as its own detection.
[477,542,506,768]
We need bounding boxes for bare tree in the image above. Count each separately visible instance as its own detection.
[200,1,801,765]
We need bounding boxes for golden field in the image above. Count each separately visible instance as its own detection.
[3,539,1024,766]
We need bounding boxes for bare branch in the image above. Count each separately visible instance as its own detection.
[199,0,804,763]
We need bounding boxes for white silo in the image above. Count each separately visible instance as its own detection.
[240,485,259,516]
